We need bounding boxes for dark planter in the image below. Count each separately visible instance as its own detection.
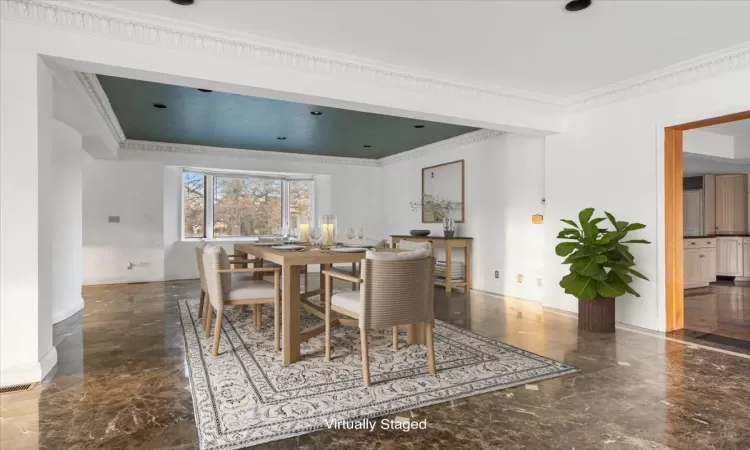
[443,230,455,238]
[578,296,615,333]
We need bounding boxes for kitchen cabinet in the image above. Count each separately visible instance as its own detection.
[715,174,748,235]
[716,236,743,277]
[682,175,715,237]
[684,238,717,288]
[743,238,750,278]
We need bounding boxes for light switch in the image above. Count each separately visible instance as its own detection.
[108,216,120,223]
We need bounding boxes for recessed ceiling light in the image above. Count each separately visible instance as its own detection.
[414,125,425,129]
[565,0,591,12]
[170,0,194,5]
[363,145,372,148]
[310,111,323,116]
[277,136,287,140]
[153,103,167,109]
[198,88,213,93]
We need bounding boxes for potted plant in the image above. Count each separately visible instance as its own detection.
[410,194,455,237]
[555,208,650,333]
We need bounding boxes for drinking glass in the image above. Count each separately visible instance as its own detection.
[310,227,322,247]
[345,227,355,245]
[357,227,364,246]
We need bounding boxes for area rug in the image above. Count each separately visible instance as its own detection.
[178,292,577,449]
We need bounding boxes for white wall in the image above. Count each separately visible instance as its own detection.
[545,67,750,332]
[49,120,84,323]
[683,129,735,159]
[82,148,384,284]
[383,134,546,302]
[0,51,56,386]
[735,135,750,159]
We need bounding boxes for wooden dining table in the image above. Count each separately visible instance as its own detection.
[234,243,426,365]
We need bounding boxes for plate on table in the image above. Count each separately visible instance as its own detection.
[329,247,368,253]
[271,245,306,251]
[253,242,283,246]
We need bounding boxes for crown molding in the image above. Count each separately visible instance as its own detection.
[121,140,382,167]
[3,1,748,117]
[564,41,750,111]
[0,0,562,108]
[73,71,125,143]
[379,129,504,166]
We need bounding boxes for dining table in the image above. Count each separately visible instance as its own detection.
[234,243,427,365]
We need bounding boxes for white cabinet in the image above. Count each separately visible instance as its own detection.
[743,238,750,278]
[683,190,703,236]
[715,174,748,235]
[716,236,743,277]
[683,238,717,288]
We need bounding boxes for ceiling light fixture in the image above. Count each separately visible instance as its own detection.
[414,125,425,129]
[363,145,372,148]
[198,88,213,93]
[310,111,323,116]
[153,103,167,109]
[565,0,591,12]
[169,0,194,6]
[277,136,287,140]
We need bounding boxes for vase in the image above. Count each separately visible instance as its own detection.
[578,296,615,333]
[442,217,455,238]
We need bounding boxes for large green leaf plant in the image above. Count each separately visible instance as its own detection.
[556,208,650,301]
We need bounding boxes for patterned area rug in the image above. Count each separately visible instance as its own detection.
[178,293,577,449]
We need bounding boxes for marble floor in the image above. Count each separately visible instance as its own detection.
[684,282,750,342]
[2,279,749,449]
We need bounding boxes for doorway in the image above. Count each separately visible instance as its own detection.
[664,110,750,342]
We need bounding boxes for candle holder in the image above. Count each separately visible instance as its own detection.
[299,216,310,244]
[321,214,337,247]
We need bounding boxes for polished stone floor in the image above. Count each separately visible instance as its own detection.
[2,279,750,449]
[684,281,750,342]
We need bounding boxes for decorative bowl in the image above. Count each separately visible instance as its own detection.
[409,229,431,237]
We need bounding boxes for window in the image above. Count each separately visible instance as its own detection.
[181,171,314,240]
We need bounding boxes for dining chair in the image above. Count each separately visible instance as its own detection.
[322,248,436,387]
[396,239,434,257]
[202,244,281,356]
[195,244,260,324]
[331,239,389,290]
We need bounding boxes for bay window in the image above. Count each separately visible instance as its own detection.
[182,170,314,240]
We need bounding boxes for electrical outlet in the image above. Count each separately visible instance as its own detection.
[494,270,499,279]
[517,273,523,283]
[108,216,120,223]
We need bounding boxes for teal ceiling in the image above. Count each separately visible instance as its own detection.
[97,75,478,159]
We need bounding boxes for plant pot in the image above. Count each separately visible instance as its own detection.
[443,230,455,238]
[578,296,615,333]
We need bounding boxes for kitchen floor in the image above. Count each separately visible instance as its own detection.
[2,279,750,449]
[683,281,750,345]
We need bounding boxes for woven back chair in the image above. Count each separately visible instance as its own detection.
[323,254,436,387]
[195,243,208,320]
[202,245,281,356]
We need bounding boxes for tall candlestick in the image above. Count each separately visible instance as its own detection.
[299,223,310,243]
[321,214,337,246]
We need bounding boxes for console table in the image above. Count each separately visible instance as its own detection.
[390,235,473,293]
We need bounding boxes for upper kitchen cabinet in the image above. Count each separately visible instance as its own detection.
[715,174,748,235]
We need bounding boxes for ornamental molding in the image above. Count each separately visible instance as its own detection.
[0,0,561,108]
[73,71,125,143]
[3,0,747,116]
[121,140,382,168]
[566,41,750,111]
[379,129,504,166]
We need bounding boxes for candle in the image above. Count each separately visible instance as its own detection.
[322,223,335,246]
[299,223,310,243]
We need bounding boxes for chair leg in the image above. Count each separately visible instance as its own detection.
[303,267,308,293]
[274,271,281,351]
[253,304,262,330]
[325,273,332,361]
[212,309,223,357]
[204,304,213,338]
[198,290,205,318]
[425,321,436,376]
[392,326,398,351]
[360,327,370,387]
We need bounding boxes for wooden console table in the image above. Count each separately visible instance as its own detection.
[390,235,472,293]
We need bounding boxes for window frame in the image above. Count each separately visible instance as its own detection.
[180,169,315,241]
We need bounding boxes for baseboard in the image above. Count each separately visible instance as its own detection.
[0,347,57,388]
[52,298,84,324]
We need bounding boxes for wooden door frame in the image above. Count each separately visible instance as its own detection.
[664,110,750,331]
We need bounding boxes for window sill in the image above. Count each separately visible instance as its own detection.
[182,237,264,243]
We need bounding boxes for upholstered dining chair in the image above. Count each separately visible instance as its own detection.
[202,244,281,356]
[396,239,434,257]
[331,239,389,291]
[322,249,436,387]
[195,243,260,323]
